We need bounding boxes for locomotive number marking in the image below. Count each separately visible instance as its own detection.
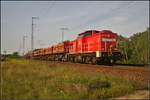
[102,38,116,42]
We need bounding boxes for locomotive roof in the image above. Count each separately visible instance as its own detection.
[78,30,99,35]
[78,30,113,36]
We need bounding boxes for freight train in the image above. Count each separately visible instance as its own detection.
[25,30,121,65]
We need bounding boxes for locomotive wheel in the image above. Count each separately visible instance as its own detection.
[106,57,114,66]
[85,57,92,64]
[92,57,97,64]
[85,57,89,64]
[82,57,85,63]
[74,57,78,63]
[70,57,74,62]
[102,58,110,65]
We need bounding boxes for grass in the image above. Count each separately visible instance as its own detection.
[1,58,148,99]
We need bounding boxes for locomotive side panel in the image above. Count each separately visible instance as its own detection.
[86,33,101,53]
[76,38,82,53]
[68,41,76,54]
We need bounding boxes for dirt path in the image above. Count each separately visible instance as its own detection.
[115,90,149,99]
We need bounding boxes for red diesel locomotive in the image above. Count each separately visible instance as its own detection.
[25,30,121,64]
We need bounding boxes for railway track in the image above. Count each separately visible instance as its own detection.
[115,63,148,67]
[47,60,148,68]
[33,59,149,73]
[41,60,148,73]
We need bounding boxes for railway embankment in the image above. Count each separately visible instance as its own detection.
[1,58,149,99]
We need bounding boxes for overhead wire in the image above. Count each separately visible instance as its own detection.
[36,2,56,48]
[97,1,137,30]
[40,2,56,18]
[68,1,135,32]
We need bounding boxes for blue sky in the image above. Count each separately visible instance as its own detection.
[1,1,149,55]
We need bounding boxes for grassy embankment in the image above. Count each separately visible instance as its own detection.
[1,58,148,99]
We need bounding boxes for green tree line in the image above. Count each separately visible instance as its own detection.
[118,28,149,64]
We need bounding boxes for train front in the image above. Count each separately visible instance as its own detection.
[97,30,122,64]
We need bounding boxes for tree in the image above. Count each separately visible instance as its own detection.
[118,28,149,64]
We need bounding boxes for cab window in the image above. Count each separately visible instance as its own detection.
[84,33,91,37]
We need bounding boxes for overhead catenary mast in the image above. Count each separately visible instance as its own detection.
[60,27,68,42]
[22,35,27,56]
[31,17,39,51]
